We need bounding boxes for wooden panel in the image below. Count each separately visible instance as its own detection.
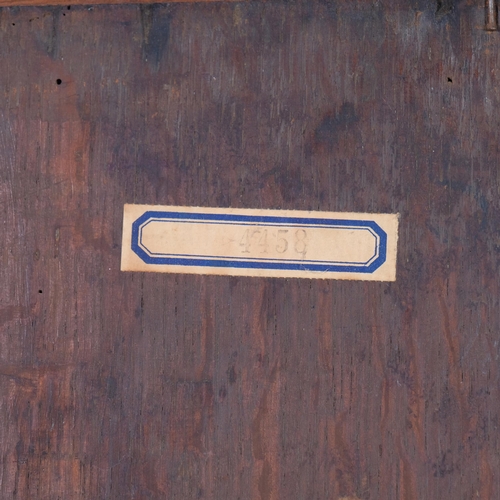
[0,0,243,7]
[1,1,500,498]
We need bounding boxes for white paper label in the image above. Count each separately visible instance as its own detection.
[121,204,399,281]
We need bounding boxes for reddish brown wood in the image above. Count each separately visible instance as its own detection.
[1,1,500,499]
[0,0,241,6]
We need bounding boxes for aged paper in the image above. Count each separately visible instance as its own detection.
[121,204,399,281]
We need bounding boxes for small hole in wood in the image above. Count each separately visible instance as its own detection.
[67,5,71,9]
[38,290,43,294]
[447,77,453,83]
[56,79,62,85]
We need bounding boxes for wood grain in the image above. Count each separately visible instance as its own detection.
[0,0,243,7]
[1,1,500,499]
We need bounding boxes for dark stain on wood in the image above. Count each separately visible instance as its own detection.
[315,103,359,140]
[436,0,454,20]
[140,4,175,71]
[308,102,360,156]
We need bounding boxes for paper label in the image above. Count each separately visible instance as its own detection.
[121,204,399,281]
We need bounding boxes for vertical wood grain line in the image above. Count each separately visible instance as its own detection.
[486,0,498,31]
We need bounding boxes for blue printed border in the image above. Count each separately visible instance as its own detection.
[131,211,387,274]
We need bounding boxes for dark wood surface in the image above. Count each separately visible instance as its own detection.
[0,0,241,8]
[1,1,500,498]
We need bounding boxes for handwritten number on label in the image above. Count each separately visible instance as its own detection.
[240,228,269,254]
[259,230,269,253]
[240,227,307,258]
[240,228,251,253]
[276,229,288,253]
[294,229,308,257]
